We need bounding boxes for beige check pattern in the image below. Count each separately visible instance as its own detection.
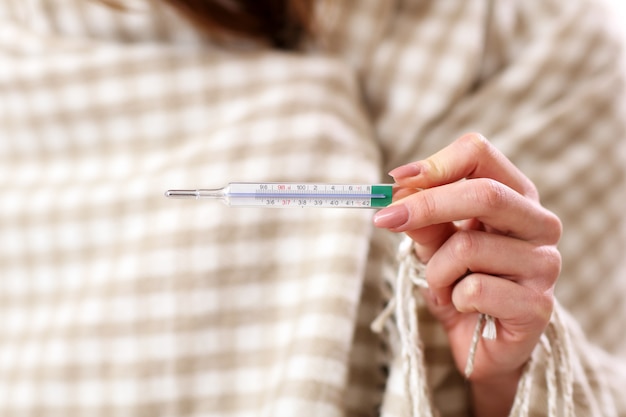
[1,0,626,416]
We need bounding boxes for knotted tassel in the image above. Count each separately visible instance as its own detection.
[373,236,579,417]
[371,236,497,416]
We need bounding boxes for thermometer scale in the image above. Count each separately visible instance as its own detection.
[165,182,393,208]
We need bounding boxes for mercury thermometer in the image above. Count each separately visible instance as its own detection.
[165,182,393,208]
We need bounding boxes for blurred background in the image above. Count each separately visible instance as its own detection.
[606,0,626,38]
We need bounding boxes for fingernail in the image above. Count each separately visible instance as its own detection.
[388,163,421,180]
[373,204,409,228]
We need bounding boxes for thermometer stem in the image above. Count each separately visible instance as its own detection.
[165,182,393,209]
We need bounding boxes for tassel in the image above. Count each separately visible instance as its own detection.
[372,236,579,417]
[372,236,498,416]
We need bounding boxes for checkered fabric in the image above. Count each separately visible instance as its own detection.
[1,0,626,416]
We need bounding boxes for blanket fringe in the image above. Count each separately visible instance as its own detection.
[372,235,575,417]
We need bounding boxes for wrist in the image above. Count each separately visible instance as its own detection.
[470,369,523,417]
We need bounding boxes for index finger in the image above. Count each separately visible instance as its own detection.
[378,178,561,245]
[389,133,539,201]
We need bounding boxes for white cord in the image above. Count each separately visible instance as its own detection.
[372,236,576,416]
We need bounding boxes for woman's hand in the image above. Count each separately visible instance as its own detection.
[373,133,562,417]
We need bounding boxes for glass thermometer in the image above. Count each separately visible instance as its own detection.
[165,182,393,208]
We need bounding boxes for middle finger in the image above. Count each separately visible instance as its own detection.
[426,230,561,305]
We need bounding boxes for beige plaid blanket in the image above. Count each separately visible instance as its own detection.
[1,0,626,416]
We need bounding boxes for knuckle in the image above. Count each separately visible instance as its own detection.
[508,292,554,344]
[415,190,439,222]
[542,212,563,244]
[449,231,477,262]
[535,291,555,323]
[452,275,484,313]
[474,178,509,210]
[461,132,494,164]
[536,245,562,282]
[422,157,447,179]
[463,275,484,301]
[545,246,563,281]
[466,276,483,299]
[461,132,490,154]
[522,180,540,201]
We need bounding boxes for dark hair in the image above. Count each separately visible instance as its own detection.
[161,0,316,49]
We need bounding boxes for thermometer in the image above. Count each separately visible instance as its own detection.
[165,182,393,208]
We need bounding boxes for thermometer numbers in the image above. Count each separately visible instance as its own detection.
[254,183,374,208]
